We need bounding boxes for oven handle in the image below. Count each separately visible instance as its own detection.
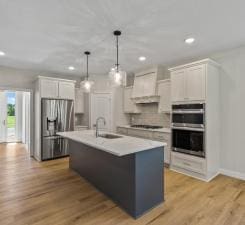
[171,126,205,132]
[172,110,204,114]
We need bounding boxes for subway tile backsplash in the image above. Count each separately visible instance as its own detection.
[130,103,170,127]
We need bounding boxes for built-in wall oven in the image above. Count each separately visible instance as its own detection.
[171,104,205,158]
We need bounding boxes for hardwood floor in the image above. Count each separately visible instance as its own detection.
[0,143,244,225]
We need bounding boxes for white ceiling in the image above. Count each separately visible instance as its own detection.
[0,0,245,76]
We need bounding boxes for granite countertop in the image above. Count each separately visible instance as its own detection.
[117,125,171,133]
[58,130,166,157]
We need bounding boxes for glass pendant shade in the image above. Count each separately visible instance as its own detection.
[80,79,94,93]
[109,30,126,87]
[109,67,126,87]
[80,51,94,92]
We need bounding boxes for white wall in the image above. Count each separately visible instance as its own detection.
[22,92,31,150]
[211,46,245,178]
[15,91,23,141]
[0,66,79,90]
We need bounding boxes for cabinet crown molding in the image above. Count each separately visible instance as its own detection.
[168,58,220,72]
[37,76,76,83]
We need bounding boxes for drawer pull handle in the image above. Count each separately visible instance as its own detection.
[183,162,191,166]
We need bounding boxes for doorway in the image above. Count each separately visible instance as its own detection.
[90,93,112,131]
[6,91,16,142]
[0,90,31,150]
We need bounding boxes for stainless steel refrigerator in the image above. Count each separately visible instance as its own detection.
[41,99,74,160]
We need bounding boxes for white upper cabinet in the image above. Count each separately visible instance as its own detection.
[40,79,59,98]
[75,88,84,113]
[123,87,141,113]
[170,61,206,102]
[158,80,171,112]
[186,65,206,101]
[39,77,75,100]
[142,72,157,96]
[132,76,143,98]
[171,69,186,102]
[59,81,75,100]
[133,73,156,98]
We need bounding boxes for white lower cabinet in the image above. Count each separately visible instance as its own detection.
[75,126,88,131]
[117,126,171,164]
[127,129,153,139]
[171,152,206,175]
[117,127,128,135]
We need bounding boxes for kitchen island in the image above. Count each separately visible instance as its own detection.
[58,130,166,218]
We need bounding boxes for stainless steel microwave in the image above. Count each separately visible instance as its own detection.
[171,103,205,158]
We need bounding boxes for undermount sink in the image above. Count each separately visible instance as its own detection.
[99,134,122,139]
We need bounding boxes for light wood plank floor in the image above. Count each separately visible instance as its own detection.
[0,143,245,225]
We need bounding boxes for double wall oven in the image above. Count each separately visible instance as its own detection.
[172,104,205,158]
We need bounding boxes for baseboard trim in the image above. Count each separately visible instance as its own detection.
[220,169,245,181]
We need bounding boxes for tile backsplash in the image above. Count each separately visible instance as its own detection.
[130,103,170,127]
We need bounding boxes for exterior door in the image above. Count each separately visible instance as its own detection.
[90,93,112,131]
[0,91,7,143]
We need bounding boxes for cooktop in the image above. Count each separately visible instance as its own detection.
[130,125,163,129]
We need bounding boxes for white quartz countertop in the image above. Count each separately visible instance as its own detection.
[58,130,166,157]
[117,125,171,133]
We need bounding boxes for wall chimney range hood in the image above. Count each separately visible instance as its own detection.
[131,66,165,103]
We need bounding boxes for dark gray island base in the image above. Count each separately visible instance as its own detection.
[68,140,164,219]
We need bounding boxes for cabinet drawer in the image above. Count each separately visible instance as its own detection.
[117,127,128,135]
[127,129,152,139]
[171,152,206,175]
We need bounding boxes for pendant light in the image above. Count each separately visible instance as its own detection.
[109,30,126,86]
[80,51,94,92]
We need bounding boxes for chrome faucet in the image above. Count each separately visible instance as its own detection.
[95,117,106,138]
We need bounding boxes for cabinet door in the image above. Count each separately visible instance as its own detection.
[132,72,157,98]
[158,81,171,112]
[142,72,157,96]
[186,65,206,101]
[132,76,142,98]
[123,87,140,113]
[58,82,75,100]
[171,69,186,102]
[75,88,84,113]
[40,79,59,98]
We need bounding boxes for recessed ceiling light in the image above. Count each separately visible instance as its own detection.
[139,56,146,61]
[68,66,75,71]
[185,37,195,44]
[0,51,6,56]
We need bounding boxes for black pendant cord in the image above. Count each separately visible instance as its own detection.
[84,51,90,81]
[86,54,89,80]
[113,30,121,73]
[116,35,119,72]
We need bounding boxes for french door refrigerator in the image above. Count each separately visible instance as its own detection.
[41,99,74,160]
